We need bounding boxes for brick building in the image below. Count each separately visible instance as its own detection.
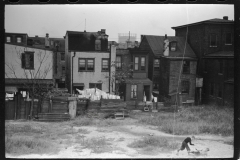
[172,16,234,106]
[139,35,197,104]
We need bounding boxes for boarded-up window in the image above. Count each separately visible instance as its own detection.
[225,33,232,45]
[22,52,34,69]
[131,84,137,99]
[210,34,217,47]
[181,80,190,94]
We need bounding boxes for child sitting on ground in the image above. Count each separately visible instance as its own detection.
[177,136,195,155]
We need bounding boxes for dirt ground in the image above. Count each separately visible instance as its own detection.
[6,118,233,158]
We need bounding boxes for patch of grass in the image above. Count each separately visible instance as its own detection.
[78,128,90,134]
[128,136,178,150]
[5,135,58,155]
[71,117,93,126]
[96,119,120,127]
[136,106,233,136]
[78,137,113,153]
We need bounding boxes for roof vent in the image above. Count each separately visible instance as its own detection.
[223,16,228,20]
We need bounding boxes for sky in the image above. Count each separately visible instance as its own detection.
[5,4,234,42]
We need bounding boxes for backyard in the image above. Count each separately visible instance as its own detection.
[5,105,234,158]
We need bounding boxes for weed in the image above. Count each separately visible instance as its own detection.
[77,128,90,134]
[71,117,93,126]
[80,137,113,153]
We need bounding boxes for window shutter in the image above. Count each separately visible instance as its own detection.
[30,53,34,69]
[22,53,25,68]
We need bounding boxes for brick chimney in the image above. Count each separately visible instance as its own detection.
[101,29,106,34]
[223,16,228,20]
[45,33,50,48]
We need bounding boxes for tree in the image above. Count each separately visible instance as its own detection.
[5,45,54,118]
[105,61,134,97]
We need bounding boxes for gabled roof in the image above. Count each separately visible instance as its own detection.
[172,18,234,29]
[204,51,234,58]
[143,35,196,58]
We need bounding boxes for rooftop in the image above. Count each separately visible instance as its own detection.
[143,35,196,58]
[204,51,234,58]
[172,17,234,29]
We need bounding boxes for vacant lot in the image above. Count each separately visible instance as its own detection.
[5,106,234,158]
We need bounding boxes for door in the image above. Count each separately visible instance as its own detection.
[144,85,151,101]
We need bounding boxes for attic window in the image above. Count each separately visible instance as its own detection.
[6,37,11,42]
[170,41,177,51]
[17,37,22,43]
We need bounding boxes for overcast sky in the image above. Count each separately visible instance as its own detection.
[5,4,234,42]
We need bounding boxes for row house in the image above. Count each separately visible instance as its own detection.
[115,48,152,101]
[65,29,116,94]
[139,35,197,104]
[28,34,66,88]
[172,16,234,106]
[5,32,54,99]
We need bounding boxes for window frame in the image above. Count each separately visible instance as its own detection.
[22,51,34,70]
[6,36,11,43]
[116,56,122,70]
[134,56,146,71]
[210,34,217,47]
[154,59,160,70]
[182,61,190,74]
[89,83,102,90]
[170,41,177,51]
[16,37,22,43]
[61,53,65,61]
[62,66,65,75]
[131,84,137,99]
[181,80,190,94]
[102,58,110,72]
[225,33,232,45]
[78,58,95,72]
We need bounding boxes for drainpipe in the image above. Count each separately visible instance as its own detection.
[72,52,76,94]
[109,45,111,93]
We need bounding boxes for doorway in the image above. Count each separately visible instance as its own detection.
[144,85,151,101]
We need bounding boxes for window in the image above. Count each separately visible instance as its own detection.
[210,83,214,96]
[219,60,223,74]
[6,37,11,42]
[5,93,14,101]
[210,34,217,47]
[204,60,208,72]
[61,53,65,61]
[17,37,22,43]
[22,52,34,69]
[217,84,222,98]
[134,57,139,70]
[116,56,122,69]
[154,59,160,70]
[102,58,109,71]
[131,84,137,99]
[89,83,102,90]
[95,40,101,51]
[153,76,159,90]
[182,61,190,74]
[225,33,232,45]
[79,58,94,71]
[181,80,190,94]
[134,56,146,71]
[170,41,177,51]
[62,66,65,75]
[141,57,146,70]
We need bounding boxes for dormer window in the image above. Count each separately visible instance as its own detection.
[17,37,22,43]
[6,37,11,42]
[170,41,177,51]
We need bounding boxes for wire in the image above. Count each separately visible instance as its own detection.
[172,5,189,158]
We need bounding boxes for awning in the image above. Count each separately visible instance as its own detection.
[73,83,84,86]
[5,86,18,93]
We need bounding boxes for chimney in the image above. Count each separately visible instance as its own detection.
[45,33,50,48]
[35,35,38,37]
[101,29,106,34]
[223,16,228,20]
[163,34,169,57]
